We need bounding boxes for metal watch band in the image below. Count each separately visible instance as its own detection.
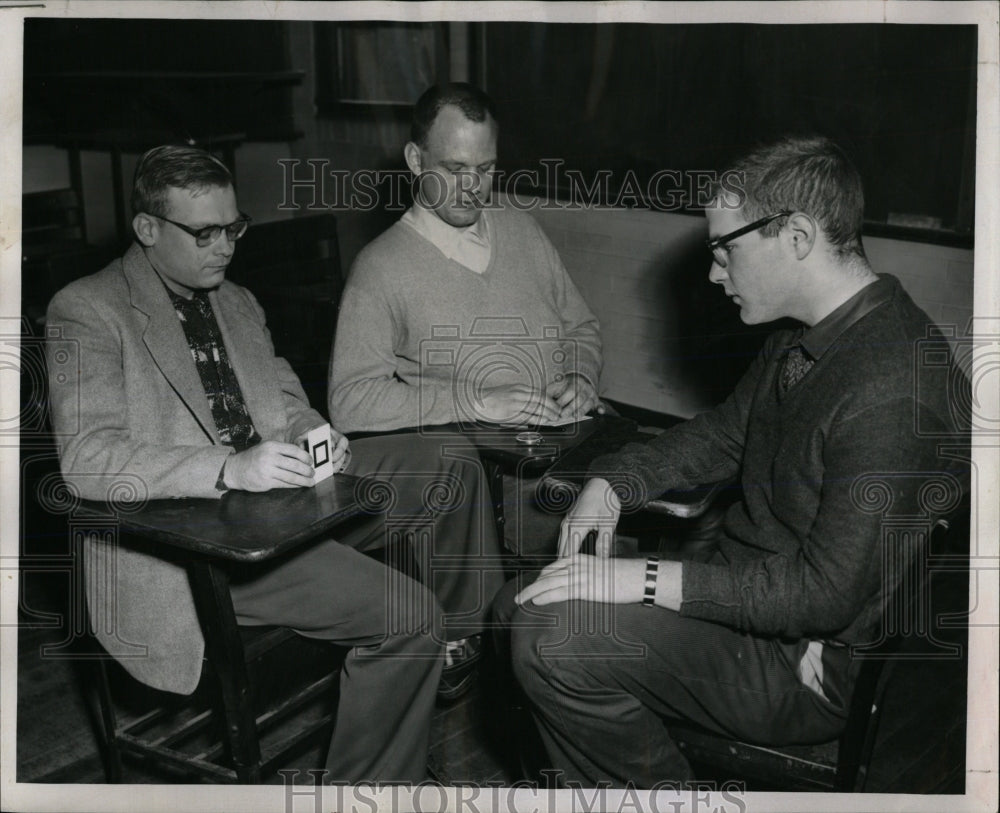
[642,556,659,607]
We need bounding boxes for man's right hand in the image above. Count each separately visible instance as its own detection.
[476,383,561,425]
[557,477,621,558]
[223,441,314,491]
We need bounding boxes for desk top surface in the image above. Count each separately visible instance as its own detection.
[77,473,363,563]
[351,415,617,470]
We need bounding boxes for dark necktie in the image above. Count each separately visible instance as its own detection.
[781,345,814,392]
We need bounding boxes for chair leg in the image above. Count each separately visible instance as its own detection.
[484,458,506,546]
[189,561,262,784]
[94,657,123,783]
[834,656,894,792]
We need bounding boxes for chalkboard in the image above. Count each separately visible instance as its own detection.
[484,23,976,244]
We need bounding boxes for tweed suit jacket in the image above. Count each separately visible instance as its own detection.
[46,243,324,694]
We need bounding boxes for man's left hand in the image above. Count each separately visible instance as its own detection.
[514,554,644,607]
[550,373,600,420]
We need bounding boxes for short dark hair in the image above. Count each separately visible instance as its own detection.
[131,144,234,219]
[411,82,497,147]
[724,136,867,261]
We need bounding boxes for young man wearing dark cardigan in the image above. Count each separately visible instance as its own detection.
[494,136,967,787]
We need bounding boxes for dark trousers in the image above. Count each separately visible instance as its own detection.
[229,433,502,783]
[492,573,848,787]
[502,473,564,557]
[343,433,505,641]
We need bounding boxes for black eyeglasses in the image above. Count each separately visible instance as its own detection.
[156,213,252,247]
[705,211,791,268]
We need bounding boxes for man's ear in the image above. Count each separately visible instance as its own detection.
[786,212,816,261]
[403,141,423,176]
[132,213,158,247]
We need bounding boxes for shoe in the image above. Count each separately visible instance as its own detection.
[438,635,482,702]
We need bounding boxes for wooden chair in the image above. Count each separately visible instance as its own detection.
[226,213,343,415]
[670,500,969,792]
[92,626,342,784]
[21,188,115,314]
[83,521,422,784]
[22,188,88,251]
[80,530,343,784]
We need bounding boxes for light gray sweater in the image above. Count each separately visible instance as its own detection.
[330,206,602,432]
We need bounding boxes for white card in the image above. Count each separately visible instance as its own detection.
[302,424,335,485]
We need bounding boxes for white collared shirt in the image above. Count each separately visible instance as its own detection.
[401,203,492,274]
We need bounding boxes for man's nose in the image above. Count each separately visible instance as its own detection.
[457,170,486,202]
[708,261,727,285]
[215,231,236,256]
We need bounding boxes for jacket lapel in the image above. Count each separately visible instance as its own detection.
[123,245,219,441]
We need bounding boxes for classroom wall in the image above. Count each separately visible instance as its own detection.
[22,19,976,422]
[22,142,294,250]
[525,200,976,417]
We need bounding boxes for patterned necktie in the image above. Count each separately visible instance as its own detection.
[781,345,814,392]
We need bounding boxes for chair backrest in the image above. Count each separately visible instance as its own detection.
[225,213,342,414]
[838,493,971,791]
[672,490,970,792]
[22,188,87,248]
[227,213,341,291]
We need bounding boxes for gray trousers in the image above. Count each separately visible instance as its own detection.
[230,433,503,783]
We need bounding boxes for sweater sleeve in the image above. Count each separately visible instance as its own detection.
[680,397,946,639]
[329,253,459,432]
[47,287,233,501]
[587,335,772,509]
[535,219,603,390]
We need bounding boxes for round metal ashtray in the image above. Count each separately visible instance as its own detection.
[515,431,544,445]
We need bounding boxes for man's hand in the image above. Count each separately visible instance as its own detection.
[550,373,600,420]
[514,554,644,606]
[294,426,351,473]
[476,383,561,425]
[328,427,351,472]
[223,440,314,491]
[557,477,621,558]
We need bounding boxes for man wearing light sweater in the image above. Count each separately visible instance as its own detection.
[330,82,603,556]
[330,83,602,432]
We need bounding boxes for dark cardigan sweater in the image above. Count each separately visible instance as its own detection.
[591,275,965,645]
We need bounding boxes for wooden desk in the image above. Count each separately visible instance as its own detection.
[76,474,363,783]
[79,472,362,562]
